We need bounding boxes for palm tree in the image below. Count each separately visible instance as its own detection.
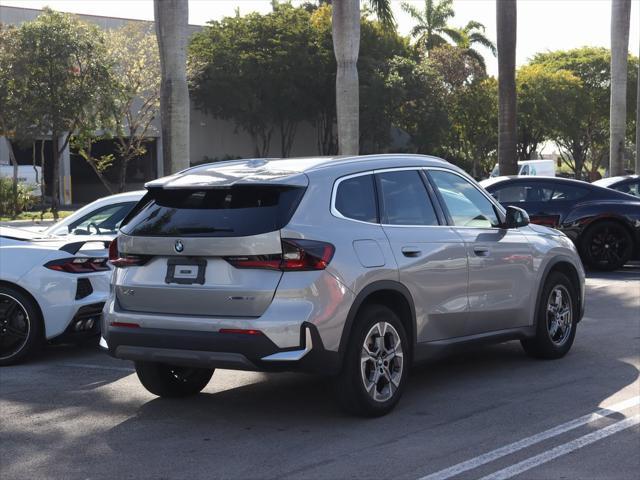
[154,0,190,175]
[454,21,496,72]
[609,0,631,177]
[496,0,518,176]
[332,0,393,155]
[636,39,639,174]
[401,0,462,54]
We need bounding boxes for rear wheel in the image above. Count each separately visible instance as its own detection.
[135,361,214,397]
[521,272,577,359]
[581,221,633,271]
[0,287,43,366]
[334,304,408,417]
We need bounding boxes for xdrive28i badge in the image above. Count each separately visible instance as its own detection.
[174,240,184,253]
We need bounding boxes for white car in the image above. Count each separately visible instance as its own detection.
[0,227,112,365]
[43,190,145,237]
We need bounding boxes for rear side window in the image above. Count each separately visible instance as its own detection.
[121,185,305,237]
[335,174,378,223]
[377,170,439,226]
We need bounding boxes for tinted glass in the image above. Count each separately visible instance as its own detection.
[378,170,438,226]
[430,170,500,228]
[335,175,378,222]
[543,183,589,201]
[121,186,305,237]
[492,185,527,203]
[611,180,640,198]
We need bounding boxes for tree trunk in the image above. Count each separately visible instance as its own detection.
[332,0,360,155]
[636,37,639,174]
[5,137,19,218]
[154,0,190,175]
[609,0,631,177]
[496,0,518,176]
[51,132,60,220]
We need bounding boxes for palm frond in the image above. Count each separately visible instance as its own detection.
[464,48,487,72]
[368,0,395,28]
[468,32,497,56]
[441,27,464,44]
[401,2,425,23]
[463,20,486,33]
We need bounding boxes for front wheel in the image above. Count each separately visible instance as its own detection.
[334,304,409,417]
[521,272,578,359]
[135,361,214,397]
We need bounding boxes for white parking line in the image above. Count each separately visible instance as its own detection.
[59,362,134,373]
[478,414,640,480]
[418,395,640,480]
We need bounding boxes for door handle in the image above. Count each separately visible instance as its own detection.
[401,247,422,257]
[473,247,490,257]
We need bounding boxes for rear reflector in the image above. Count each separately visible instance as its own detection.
[110,322,141,328]
[218,328,263,335]
[225,238,334,271]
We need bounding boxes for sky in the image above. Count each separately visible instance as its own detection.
[1,0,639,76]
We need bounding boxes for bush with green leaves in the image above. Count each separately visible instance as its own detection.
[0,178,36,218]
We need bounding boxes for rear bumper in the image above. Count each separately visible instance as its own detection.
[102,322,340,374]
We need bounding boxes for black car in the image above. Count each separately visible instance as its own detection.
[592,175,640,199]
[481,176,640,271]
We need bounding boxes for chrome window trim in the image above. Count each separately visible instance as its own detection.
[330,165,508,230]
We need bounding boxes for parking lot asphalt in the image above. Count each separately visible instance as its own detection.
[1,267,639,480]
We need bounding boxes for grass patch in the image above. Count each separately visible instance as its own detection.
[0,210,74,222]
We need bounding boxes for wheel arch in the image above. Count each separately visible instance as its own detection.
[0,280,45,334]
[533,259,583,329]
[339,281,416,364]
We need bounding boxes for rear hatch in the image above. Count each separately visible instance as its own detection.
[114,183,306,317]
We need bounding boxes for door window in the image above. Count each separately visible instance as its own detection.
[334,174,378,223]
[377,170,439,226]
[429,170,500,228]
[65,202,136,235]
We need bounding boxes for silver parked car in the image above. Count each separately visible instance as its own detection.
[103,155,585,416]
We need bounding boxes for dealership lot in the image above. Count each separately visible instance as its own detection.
[1,268,638,480]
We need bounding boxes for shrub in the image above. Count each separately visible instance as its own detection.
[0,177,36,218]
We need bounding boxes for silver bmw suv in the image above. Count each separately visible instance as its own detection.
[103,155,585,416]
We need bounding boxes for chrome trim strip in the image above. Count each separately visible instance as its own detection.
[261,327,312,362]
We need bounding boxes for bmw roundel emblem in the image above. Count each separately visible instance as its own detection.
[174,240,184,253]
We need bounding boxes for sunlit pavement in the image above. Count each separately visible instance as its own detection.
[0,267,638,480]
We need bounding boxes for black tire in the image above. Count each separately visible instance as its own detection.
[334,304,409,417]
[581,220,633,271]
[0,286,43,366]
[135,361,214,398]
[521,272,578,359]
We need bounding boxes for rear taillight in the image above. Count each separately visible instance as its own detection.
[108,237,148,268]
[225,239,334,271]
[45,257,110,273]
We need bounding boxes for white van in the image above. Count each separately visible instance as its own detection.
[0,164,42,197]
[490,159,556,178]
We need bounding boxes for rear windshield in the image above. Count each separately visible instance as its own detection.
[121,185,306,237]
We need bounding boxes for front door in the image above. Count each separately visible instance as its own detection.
[427,169,535,334]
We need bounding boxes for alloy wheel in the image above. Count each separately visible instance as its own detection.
[546,285,573,346]
[588,226,627,268]
[360,322,404,403]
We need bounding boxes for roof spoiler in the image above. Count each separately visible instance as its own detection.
[59,240,111,255]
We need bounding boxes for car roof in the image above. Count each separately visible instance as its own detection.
[145,154,454,189]
[481,175,590,188]
[593,175,639,187]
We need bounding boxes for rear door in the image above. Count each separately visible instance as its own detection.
[114,184,305,317]
[376,169,469,342]
[427,169,535,334]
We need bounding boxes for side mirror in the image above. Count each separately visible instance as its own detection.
[505,206,530,228]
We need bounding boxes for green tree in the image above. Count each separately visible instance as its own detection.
[516,65,582,160]
[529,47,639,177]
[401,0,461,53]
[9,9,113,217]
[74,23,160,193]
[189,4,319,157]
